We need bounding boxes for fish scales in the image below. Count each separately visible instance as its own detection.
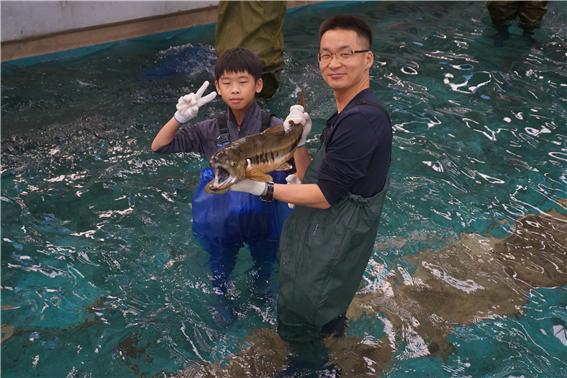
[205,93,305,194]
[205,121,304,194]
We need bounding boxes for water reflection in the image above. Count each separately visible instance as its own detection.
[176,206,567,376]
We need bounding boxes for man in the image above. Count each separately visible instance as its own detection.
[230,15,392,356]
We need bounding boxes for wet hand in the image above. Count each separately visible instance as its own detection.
[229,179,267,196]
[174,81,217,124]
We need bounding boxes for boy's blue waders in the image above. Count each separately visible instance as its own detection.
[192,167,291,292]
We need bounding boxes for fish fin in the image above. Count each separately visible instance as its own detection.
[274,163,293,171]
[263,124,285,136]
[297,91,304,107]
[246,167,273,182]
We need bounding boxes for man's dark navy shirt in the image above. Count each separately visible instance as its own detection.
[317,88,392,206]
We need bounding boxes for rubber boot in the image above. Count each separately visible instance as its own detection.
[493,25,510,47]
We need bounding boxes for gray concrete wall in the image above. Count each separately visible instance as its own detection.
[1,1,219,42]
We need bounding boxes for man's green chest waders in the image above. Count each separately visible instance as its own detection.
[277,137,389,343]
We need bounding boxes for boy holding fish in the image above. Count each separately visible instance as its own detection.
[151,48,305,300]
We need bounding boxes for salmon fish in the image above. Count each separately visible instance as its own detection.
[205,95,305,194]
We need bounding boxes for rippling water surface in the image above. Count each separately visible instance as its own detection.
[2,2,566,377]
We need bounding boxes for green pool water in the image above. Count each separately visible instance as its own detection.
[2,1,566,377]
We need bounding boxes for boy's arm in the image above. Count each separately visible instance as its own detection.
[151,117,182,152]
[151,81,216,152]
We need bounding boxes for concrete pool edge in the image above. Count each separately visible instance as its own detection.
[1,1,313,63]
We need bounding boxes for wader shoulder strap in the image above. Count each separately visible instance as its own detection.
[216,113,230,146]
[216,113,229,135]
[261,110,276,131]
[217,110,273,139]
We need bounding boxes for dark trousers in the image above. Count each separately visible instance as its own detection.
[487,1,548,31]
[197,235,279,294]
[276,314,348,375]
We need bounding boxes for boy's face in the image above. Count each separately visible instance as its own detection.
[215,71,263,112]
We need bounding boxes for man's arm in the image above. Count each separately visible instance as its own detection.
[228,179,330,209]
[274,182,330,209]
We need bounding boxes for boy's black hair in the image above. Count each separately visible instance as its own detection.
[319,15,372,49]
[214,47,263,80]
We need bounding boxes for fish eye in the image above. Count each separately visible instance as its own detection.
[230,161,235,167]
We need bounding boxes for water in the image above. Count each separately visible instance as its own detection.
[2,1,566,377]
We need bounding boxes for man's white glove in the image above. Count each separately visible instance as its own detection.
[283,105,312,147]
[229,179,267,196]
[285,173,302,208]
[174,81,217,124]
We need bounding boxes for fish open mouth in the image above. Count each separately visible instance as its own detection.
[206,164,238,193]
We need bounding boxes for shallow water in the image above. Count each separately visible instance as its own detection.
[2,1,567,377]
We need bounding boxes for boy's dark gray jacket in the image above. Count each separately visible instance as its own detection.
[155,101,281,161]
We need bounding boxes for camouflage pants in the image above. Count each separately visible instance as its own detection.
[486,1,548,31]
[215,1,286,98]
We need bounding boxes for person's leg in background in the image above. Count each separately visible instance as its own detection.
[486,1,520,46]
[518,1,548,42]
[215,1,286,98]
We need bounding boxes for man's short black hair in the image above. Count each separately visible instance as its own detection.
[215,47,263,80]
[319,15,372,49]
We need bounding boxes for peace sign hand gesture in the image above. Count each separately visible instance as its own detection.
[174,81,217,124]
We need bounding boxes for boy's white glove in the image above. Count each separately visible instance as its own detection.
[283,105,312,147]
[174,81,217,124]
[285,173,302,208]
[285,173,301,185]
[229,179,267,196]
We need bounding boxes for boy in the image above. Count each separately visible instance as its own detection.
[151,47,291,296]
